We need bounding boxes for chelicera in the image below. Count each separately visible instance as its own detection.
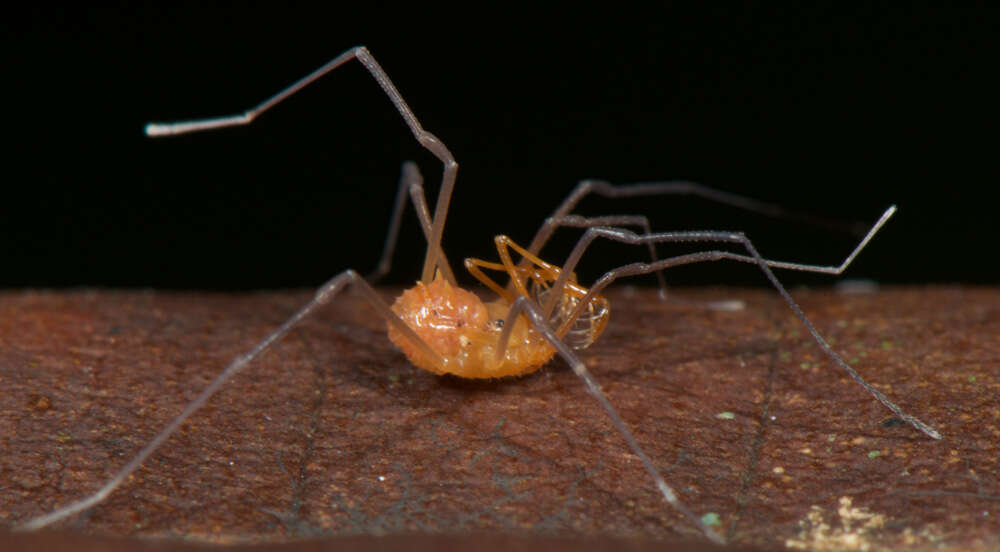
[18,46,940,544]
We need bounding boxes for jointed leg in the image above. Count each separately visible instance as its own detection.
[368,161,421,283]
[541,206,897,319]
[498,296,726,544]
[368,161,456,284]
[145,47,458,286]
[542,210,940,440]
[526,178,871,260]
[16,271,442,531]
[523,180,873,307]
[521,214,668,296]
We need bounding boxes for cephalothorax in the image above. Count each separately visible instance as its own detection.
[17,47,940,544]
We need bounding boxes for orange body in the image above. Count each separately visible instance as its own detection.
[388,277,557,378]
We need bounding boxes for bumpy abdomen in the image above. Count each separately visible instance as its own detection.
[388,278,556,378]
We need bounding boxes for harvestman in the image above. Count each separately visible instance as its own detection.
[18,47,941,543]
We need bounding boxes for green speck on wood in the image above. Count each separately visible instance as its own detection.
[715,411,735,420]
[868,450,882,459]
[700,512,721,527]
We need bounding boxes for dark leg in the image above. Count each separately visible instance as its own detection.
[368,161,456,284]
[526,178,871,260]
[16,270,441,530]
[542,211,940,440]
[522,214,668,297]
[145,47,458,285]
[542,206,897,317]
[496,296,726,544]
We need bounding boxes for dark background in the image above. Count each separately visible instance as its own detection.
[3,5,995,290]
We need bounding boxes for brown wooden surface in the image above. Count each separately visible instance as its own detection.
[1,286,997,550]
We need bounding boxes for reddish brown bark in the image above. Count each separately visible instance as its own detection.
[1,287,997,551]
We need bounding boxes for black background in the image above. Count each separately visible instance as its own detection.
[3,5,995,290]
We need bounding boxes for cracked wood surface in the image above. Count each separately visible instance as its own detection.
[1,286,997,551]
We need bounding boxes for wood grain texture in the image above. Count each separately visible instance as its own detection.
[1,286,997,550]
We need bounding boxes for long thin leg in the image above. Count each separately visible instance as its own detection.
[497,297,725,544]
[524,215,746,311]
[542,206,897,318]
[367,162,419,283]
[526,178,871,260]
[535,214,668,295]
[15,271,442,531]
[145,46,458,285]
[368,161,456,285]
[543,214,940,440]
